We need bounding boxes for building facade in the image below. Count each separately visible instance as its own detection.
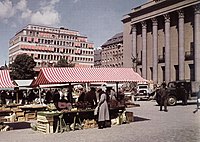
[94,48,102,67]
[122,0,200,83]
[9,24,94,71]
[100,32,123,68]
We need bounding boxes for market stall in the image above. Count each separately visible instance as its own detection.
[31,67,146,85]
[31,67,146,97]
[0,70,16,90]
[0,70,16,126]
[30,67,146,133]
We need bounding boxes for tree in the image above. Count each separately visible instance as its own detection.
[10,54,36,79]
[55,58,75,67]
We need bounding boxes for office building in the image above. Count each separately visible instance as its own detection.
[101,32,123,68]
[9,24,94,71]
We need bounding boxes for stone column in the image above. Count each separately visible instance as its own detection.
[194,5,200,82]
[132,24,137,71]
[178,10,185,80]
[141,21,147,79]
[152,18,158,83]
[164,14,170,83]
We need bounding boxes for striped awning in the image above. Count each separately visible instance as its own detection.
[0,70,16,88]
[31,67,146,86]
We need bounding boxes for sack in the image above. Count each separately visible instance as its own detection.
[94,106,99,116]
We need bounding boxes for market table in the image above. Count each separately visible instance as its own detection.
[18,104,47,121]
[36,106,125,133]
[0,110,13,122]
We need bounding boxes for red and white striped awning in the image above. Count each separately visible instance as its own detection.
[0,70,16,88]
[32,67,146,86]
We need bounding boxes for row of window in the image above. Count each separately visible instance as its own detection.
[103,43,123,50]
[101,56,123,63]
[101,62,123,68]
[53,48,93,55]
[27,30,79,41]
[101,49,123,56]
[27,26,82,39]
[33,54,93,62]
[20,36,90,48]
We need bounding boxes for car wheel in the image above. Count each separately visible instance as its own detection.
[167,96,177,106]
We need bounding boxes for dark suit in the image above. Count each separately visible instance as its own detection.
[159,87,168,111]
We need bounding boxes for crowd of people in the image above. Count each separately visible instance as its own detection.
[0,85,126,129]
[0,89,40,105]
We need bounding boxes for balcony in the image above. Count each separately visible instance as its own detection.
[185,51,194,61]
[158,55,165,63]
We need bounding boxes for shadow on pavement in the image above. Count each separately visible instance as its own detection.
[134,116,150,122]
[175,101,197,106]
[6,122,31,130]
[153,101,197,106]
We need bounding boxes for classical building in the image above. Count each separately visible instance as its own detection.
[100,32,123,68]
[122,0,200,83]
[9,24,94,71]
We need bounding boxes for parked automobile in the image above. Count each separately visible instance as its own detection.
[156,80,197,106]
[134,83,150,101]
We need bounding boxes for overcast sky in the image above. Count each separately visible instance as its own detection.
[0,0,147,66]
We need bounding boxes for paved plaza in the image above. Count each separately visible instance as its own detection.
[0,100,199,142]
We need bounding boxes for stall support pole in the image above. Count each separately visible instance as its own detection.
[85,83,89,92]
[39,88,42,104]
[116,82,119,100]
[68,83,73,103]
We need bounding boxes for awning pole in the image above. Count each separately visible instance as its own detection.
[39,88,41,104]
[68,82,73,103]
[85,83,89,92]
[116,82,119,100]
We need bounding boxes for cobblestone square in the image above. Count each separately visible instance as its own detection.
[0,100,199,142]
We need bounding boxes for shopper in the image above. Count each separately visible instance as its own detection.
[159,82,168,112]
[197,85,200,110]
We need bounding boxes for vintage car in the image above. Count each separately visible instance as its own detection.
[156,80,196,106]
[134,83,150,101]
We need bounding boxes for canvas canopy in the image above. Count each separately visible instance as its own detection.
[13,79,33,89]
[0,70,15,89]
[31,67,146,87]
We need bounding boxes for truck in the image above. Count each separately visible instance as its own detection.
[156,80,198,106]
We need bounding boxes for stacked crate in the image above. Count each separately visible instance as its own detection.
[36,114,54,134]
[25,112,36,121]
[12,108,25,122]
[125,111,134,122]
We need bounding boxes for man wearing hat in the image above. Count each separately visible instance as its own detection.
[159,82,168,112]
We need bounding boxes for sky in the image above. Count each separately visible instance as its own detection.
[0,0,148,66]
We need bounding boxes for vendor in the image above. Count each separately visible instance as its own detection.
[84,87,97,109]
[56,89,72,111]
[97,88,110,129]
[77,86,86,103]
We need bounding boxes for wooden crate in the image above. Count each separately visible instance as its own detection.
[16,111,24,117]
[0,117,7,123]
[25,112,36,121]
[37,115,54,134]
[17,116,25,122]
[125,111,134,122]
